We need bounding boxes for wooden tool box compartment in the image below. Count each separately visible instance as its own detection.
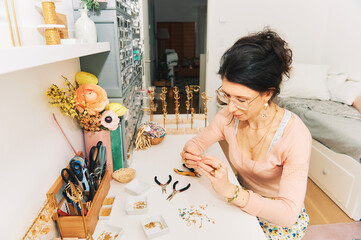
[47,169,111,238]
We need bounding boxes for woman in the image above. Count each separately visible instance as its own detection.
[180,29,311,239]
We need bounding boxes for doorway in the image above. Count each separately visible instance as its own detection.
[143,0,207,114]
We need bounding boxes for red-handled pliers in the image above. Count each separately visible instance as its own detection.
[166,181,191,201]
[154,175,172,194]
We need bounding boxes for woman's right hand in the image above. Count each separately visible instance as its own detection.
[180,143,203,168]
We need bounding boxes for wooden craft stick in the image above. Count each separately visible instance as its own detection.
[4,0,15,46]
[53,113,77,155]
[10,0,21,46]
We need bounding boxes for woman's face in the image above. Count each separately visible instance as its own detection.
[221,77,271,121]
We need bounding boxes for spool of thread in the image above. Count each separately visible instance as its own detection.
[42,1,57,24]
[45,28,60,45]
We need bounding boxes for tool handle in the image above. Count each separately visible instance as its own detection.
[154,176,161,185]
[70,161,83,181]
[174,169,196,177]
[179,183,191,192]
[183,163,195,172]
[166,175,172,184]
[173,180,179,189]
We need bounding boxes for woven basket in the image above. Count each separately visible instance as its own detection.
[150,136,164,145]
[112,168,136,183]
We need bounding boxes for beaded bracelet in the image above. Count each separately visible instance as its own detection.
[227,186,240,203]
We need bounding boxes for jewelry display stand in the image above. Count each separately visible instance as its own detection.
[198,92,210,132]
[170,87,184,135]
[143,87,157,122]
[185,108,198,134]
[160,87,171,133]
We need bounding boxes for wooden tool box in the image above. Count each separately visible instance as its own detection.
[47,168,111,238]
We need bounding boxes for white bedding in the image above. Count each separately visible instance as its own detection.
[275,97,361,162]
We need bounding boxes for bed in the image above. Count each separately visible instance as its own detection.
[275,64,361,221]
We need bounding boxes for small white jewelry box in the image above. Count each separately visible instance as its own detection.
[125,179,150,195]
[98,206,113,220]
[103,195,116,206]
[141,214,169,239]
[125,195,148,215]
[95,223,124,239]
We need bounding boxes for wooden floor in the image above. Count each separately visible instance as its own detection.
[218,140,354,225]
[305,178,354,225]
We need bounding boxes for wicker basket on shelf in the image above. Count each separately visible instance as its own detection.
[150,136,164,145]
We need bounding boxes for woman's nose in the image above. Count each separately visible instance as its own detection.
[228,101,238,113]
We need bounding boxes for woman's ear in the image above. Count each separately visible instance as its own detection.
[263,88,274,101]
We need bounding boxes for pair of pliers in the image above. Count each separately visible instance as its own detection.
[166,181,191,201]
[174,164,201,177]
[154,175,172,194]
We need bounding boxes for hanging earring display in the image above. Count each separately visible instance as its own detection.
[182,85,192,124]
[148,88,156,121]
[191,85,204,120]
[160,87,168,129]
[143,87,157,121]
[171,86,184,135]
[199,92,211,132]
[185,107,198,134]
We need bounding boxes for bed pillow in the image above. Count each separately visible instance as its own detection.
[279,63,330,100]
[328,74,361,105]
[353,95,361,114]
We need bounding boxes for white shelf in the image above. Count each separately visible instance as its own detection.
[0,42,110,75]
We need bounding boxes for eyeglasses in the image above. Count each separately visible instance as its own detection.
[216,87,260,110]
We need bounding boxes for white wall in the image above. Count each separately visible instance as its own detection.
[0,59,84,239]
[206,0,361,120]
[0,1,83,239]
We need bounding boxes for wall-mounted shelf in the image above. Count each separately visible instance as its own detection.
[0,42,110,75]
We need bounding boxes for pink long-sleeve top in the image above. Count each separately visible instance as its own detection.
[185,107,312,227]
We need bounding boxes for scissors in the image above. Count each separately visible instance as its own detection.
[154,175,172,194]
[88,146,99,174]
[174,164,201,177]
[166,181,191,201]
[88,141,106,190]
[61,168,83,214]
[96,141,107,180]
[69,158,90,192]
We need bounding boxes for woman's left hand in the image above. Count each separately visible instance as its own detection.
[197,155,235,199]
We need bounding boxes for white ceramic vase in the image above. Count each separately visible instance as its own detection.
[75,8,97,43]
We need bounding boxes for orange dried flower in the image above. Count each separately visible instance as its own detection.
[75,84,109,115]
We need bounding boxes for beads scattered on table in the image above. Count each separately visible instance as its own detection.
[97,230,119,240]
[178,205,215,229]
[144,221,164,230]
[133,201,147,210]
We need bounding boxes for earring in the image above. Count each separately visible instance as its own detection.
[261,102,269,119]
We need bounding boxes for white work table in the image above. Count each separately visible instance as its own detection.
[94,115,266,240]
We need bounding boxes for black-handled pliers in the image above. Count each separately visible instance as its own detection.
[154,175,172,194]
[166,181,191,201]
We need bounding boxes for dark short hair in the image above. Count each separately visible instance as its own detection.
[218,28,292,99]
